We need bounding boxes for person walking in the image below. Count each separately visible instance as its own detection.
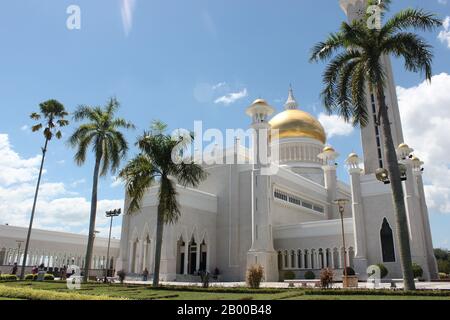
[142,268,149,282]
[11,263,18,275]
[61,265,67,280]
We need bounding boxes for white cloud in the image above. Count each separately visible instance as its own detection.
[397,73,450,214]
[70,178,86,187]
[111,176,124,188]
[438,0,448,5]
[20,125,29,131]
[120,0,136,36]
[0,133,123,234]
[0,134,41,186]
[318,113,355,138]
[212,82,226,90]
[214,88,248,105]
[438,16,450,48]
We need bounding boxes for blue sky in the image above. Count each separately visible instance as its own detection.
[0,0,449,247]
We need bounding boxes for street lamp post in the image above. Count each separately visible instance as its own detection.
[104,208,121,282]
[334,199,350,283]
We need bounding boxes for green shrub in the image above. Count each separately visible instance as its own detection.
[412,263,423,279]
[304,271,315,280]
[0,275,18,281]
[438,272,449,280]
[283,271,295,280]
[44,274,55,281]
[305,288,450,297]
[25,274,37,281]
[24,274,54,281]
[343,267,355,276]
[246,264,264,289]
[117,270,126,284]
[320,268,334,289]
[368,264,388,279]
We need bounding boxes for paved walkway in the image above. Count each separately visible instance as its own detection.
[123,280,450,290]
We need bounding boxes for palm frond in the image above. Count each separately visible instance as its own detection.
[351,64,369,127]
[382,8,442,36]
[120,154,158,214]
[31,124,43,132]
[382,32,434,80]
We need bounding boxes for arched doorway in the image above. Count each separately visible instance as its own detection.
[188,237,197,275]
[200,240,207,272]
[380,218,395,262]
[176,236,185,275]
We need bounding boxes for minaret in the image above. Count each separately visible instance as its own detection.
[285,85,299,110]
[340,0,405,174]
[411,156,439,280]
[318,146,339,220]
[245,99,279,282]
[346,152,369,278]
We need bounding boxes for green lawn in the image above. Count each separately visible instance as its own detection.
[0,281,449,300]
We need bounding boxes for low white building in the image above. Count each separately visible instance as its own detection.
[0,225,120,276]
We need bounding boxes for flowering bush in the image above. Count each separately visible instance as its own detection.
[320,268,334,289]
[246,265,264,289]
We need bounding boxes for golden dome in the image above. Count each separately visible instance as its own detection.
[398,143,409,149]
[323,146,335,152]
[269,109,326,143]
[348,152,358,159]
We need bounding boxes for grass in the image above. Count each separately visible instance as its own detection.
[0,281,449,300]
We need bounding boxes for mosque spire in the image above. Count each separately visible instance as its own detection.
[284,85,299,110]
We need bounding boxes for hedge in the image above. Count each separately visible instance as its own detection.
[24,274,55,281]
[0,275,18,282]
[0,285,125,300]
[305,289,450,297]
[147,285,287,294]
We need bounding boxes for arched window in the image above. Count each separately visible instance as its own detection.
[380,218,395,262]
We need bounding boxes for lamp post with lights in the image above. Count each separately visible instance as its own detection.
[334,198,350,281]
[104,209,121,281]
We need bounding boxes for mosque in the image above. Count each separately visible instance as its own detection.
[115,0,439,282]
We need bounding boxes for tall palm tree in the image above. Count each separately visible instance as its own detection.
[20,100,69,279]
[310,2,441,290]
[119,121,207,287]
[68,98,134,282]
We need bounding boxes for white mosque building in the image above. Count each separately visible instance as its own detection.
[115,0,439,282]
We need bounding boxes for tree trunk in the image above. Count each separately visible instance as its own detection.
[83,157,101,283]
[152,204,165,287]
[20,138,49,279]
[376,84,416,291]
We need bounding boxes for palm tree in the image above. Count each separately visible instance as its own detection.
[20,100,69,279]
[68,98,134,282]
[119,121,207,287]
[310,2,441,290]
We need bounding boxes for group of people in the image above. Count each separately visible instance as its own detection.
[5,263,75,279]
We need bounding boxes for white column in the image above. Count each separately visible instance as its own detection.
[338,249,343,269]
[135,240,141,273]
[183,244,188,275]
[195,243,201,272]
[294,251,299,269]
[306,251,311,269]
[142,241,148,272]
[206,244,210,272]
[128,241,133,272]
